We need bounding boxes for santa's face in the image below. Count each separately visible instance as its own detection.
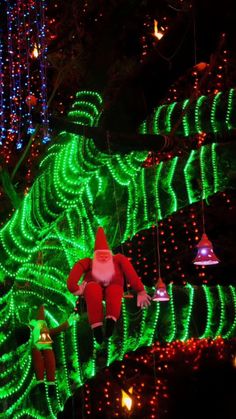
[92,250,115,285]
[95,250,112,263]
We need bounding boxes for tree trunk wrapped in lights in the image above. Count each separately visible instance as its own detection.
[0,91,236,277]
[35,88,236,153]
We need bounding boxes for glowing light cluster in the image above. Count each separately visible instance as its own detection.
[0,0,49,164]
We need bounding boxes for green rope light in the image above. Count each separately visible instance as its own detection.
[4,378,35,416]
[180,283,195,341]
[200,285,213,338]
[146,296,160,346]
[215,285,226,338]
[194,95,207,133]
[153,104,167,134]
[165,284,176,342]
[141,169,149,222]
[225,286,236,338]
[199,145,215,200]
[183,149,199,204]
[210,92,222,133]
[134,307,148,349]
[165,101,178,133]
[146,88,236,135]
[123,183,133,241]
[225,88,235,130]
[164,156,178,214]
[45,384,58,418]
[182,99,190,136]
[211,143,219,194]
[14,411,49,419]
[119,300,129,360]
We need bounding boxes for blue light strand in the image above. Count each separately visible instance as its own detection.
[36,0,50,143]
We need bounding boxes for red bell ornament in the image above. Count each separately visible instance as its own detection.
[193,233,220,265]
[152,277,170,302]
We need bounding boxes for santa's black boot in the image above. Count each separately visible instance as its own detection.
[93,326,104,344]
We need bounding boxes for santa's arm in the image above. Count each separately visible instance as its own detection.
[67,258,90,294]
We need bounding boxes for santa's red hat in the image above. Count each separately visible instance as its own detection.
[94,227,110,251]
[37,305,45,320]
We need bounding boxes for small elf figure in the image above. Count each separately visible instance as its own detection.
[29,305,77,384]
[67,226,151,343]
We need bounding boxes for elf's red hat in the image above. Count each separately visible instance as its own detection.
[37,305,45,320]
[94,227,110,251]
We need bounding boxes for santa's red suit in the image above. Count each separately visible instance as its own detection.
[67,227,151,341]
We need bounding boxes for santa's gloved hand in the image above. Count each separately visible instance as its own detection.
[72,281,87,296]
[137,290,151,308]
[68,312,80,326]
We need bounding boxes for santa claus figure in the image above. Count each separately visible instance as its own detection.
[67,227,151,343]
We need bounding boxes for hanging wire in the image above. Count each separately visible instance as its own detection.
[152,153,170,301]
[156,222,161,279]
[106,130,124,254]
[199,152,206,235]
[106,131,133,297]
[201,198,206,234]
[152,225,158,284]
[152,151,161,281]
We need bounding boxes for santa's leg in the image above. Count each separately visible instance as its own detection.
[32,348,45,382]
[43,349,56,383]
[104,284,123,337]
[84,281,104,343]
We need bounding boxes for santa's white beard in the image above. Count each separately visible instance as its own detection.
[92,258,115,286]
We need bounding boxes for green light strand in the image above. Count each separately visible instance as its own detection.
[223,286,236,338]
[180,284,195,341]
[194,95,207,133]
[214,285,226,338]
[153,104,166,134]
[200,285,213,338]
[141,169,149,222]
[182,99,190,136]
[45,384,58,419]
[119,300,129,361]
[164,157,178,214]
[147,296,160,346]
[225,88,235,130]
[211,143,219,194]
[134,307,148,349]
[183,149,199,204]
[165,284,176,342]
[210,92,222,133]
